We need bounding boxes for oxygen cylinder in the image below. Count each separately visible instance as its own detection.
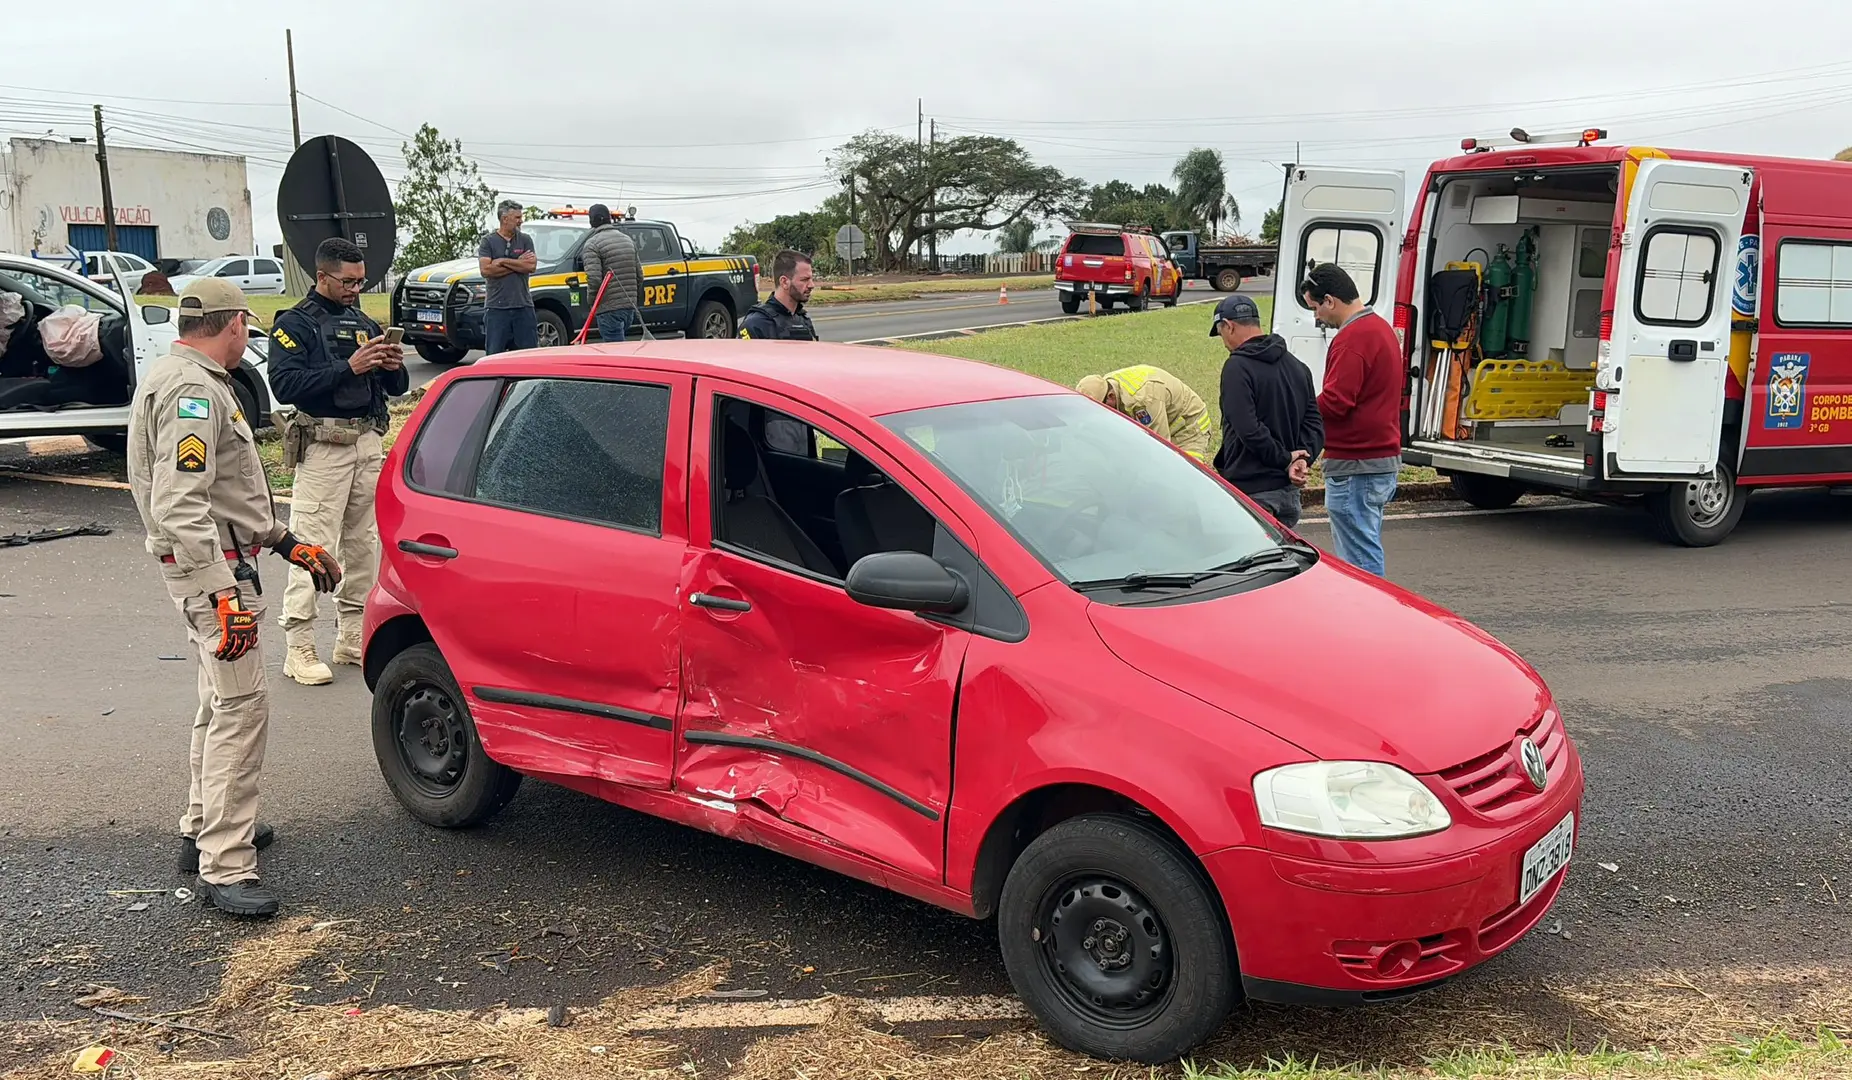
[1510,228,1537,355]
[1482,245,1513,357]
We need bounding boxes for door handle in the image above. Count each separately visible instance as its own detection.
[1669,340,1699,363]
[691,592,750,612]
[666,267,682,275]
[398,539,458,559]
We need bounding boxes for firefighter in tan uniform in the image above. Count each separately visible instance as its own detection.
[1076,365,1215,462]
[127,278,343,918]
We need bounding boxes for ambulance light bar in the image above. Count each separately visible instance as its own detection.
[1460,128,1608,153]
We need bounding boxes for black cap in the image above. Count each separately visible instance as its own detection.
[1210,293,1260,335]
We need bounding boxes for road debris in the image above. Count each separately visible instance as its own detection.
[546,1004,570,1028]
[0,521,111,546]
[1598,862,1620,872]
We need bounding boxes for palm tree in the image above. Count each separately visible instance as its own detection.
[1172,148,1230,236]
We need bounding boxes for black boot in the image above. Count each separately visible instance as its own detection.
[197,878,281,917]
[178,823,275,875]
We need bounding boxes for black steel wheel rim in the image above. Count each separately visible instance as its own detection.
[395,682,468,798]
[1034,873,1174,1029]
[701,309,731,337]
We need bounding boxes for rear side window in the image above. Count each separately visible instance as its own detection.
[1634,226,1720,326]
[1775,239,1852,327]
[406,378,503,495]
[1295,225,1381,307]
[1066,234,1125,256]
[473,378,670,533]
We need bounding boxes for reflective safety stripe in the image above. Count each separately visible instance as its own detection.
[1113,365,1161,395]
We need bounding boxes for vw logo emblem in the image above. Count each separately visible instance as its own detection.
[1518,738,1548,792]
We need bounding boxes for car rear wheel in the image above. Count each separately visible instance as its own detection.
[1647,458,1746,547]
[372,642,522,828]
[1127,284,1149,312]
[1060,295,1080,315]
[535,309,569,349]
[1448,472,1527,510]
[416,342,468,365]
[691,299,735,339]
[1215,268,1243,292]
[998,814,1235,1063]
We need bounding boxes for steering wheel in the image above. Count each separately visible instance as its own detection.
[1042,491,1110,553]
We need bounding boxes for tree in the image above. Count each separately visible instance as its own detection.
[995,217,1055,253]
[1836,147,1852,161]
[393,124,498,273]
[829,131,1085,270]
[1172,148,1232,237]
[722,209,846,270]
[1081,180,1192,233]
[1260,205,1282,244]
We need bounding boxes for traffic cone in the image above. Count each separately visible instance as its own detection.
[998,285,1009,305]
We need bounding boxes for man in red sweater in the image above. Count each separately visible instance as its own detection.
[1303,263,1401,576]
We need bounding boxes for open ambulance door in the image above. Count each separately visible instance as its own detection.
[1604,160,1752,477]
[1269,166,1406,389]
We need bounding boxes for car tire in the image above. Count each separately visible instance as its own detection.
[416,343,468,365]
[1127,285,1149,313]
[997,814,1235,1064]
[1448,472,1527,510]
[1647,458,1746,547]
[1161,277,1180,308]
[1215,268,1243,292]
[691,299,735,339]
[371,642,522,828]
[1060,296,1080,315]
[534,308,569,349]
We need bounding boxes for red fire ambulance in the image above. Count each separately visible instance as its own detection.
[1271,129,1852,545]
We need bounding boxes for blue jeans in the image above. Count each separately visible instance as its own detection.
[484,307,537,354]
[595,309,634,344]
[1324,471,1398,576]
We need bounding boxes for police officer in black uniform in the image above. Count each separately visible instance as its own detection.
[740,249,819,340]
[265,237,408,685]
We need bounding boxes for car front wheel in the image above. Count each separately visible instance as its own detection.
[371,642,522,828]
[1647,458,1746,546]
[998,814,1235,1063]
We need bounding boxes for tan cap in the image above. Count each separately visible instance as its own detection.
[1075,374,1111,402]
[176,277,255,318]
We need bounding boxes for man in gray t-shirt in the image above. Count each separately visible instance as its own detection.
[477,200,538,354]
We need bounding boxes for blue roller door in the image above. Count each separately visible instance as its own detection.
[67,223,159,262]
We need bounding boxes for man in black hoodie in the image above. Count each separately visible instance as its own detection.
[1209,294,1323,527]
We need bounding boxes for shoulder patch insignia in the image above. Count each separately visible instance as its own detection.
[1134,408,1154,427]
[232,409,245,425]
[272,327,299,350]
[175,434,208,473]
[178,396,210,420]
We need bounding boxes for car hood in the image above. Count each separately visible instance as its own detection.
[402,259,482,286]
[1085,560,1550,774]
[165,275,200,289]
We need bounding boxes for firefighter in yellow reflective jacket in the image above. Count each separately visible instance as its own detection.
[1075,365,1214,462]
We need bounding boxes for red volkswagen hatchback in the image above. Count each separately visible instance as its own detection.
[363,341,1584,1062]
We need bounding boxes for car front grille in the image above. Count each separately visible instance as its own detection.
[402,284,453,310]
[1436,708,1567,819]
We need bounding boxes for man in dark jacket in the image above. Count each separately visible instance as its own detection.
[739,249,818,340]
[580,204,643,343]
[1209,294,1323,528]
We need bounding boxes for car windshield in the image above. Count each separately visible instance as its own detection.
[186,259,228,276]
[882,394,1283,585]
[525,224,586,264]
[173,259,208,274]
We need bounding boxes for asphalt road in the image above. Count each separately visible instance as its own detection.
[2,477,1848,1066]
[400,280,1253,393]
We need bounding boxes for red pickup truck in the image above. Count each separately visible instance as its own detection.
[1055,223,1183,314]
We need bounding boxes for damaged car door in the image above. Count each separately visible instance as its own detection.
[675,383,971,883]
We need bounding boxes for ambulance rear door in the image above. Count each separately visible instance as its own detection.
[1270,166,1406,389]
[1605,159,1753,476]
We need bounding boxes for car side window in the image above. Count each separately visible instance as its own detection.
[711,396,937,581]
[217,260,248,277]
[255,259,282,276]
[405,378,504,495]
[471,378,672,533]
[10,268,114,313]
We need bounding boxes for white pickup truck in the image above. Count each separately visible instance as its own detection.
[0,252,277,453]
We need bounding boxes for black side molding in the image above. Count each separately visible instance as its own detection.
[473,686,672,731]
[682,730,940,821]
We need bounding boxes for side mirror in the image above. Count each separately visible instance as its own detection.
[142,304,171,325]
[845,551,969,614]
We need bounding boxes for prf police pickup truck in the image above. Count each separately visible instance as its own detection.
[391,208,760,363]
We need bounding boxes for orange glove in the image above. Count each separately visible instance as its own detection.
[272,531,342,592]
[214,591,260,661]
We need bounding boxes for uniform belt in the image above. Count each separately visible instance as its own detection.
[159,546,262,564]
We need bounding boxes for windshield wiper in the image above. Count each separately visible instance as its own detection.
[1070,572,1206,593]
[1216,544,1313,574]
[1070,548,1315,594]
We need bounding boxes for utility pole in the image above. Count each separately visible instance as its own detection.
[845,172,857,277]
[915,99,924,268]
[282,28,314,296]
[93,105,118,254]
[927,119,937,270]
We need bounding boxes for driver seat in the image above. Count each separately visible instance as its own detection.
[834,451,935,567]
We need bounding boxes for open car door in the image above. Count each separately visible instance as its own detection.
[1604,159,1753,477]
[1270,166,1406,389]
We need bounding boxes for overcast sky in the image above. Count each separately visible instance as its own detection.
[6,0,1850,261]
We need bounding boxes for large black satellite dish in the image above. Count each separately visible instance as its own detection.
[278,135,396,289]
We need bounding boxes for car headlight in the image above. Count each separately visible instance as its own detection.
[466,284,487,302]
[1253,761,1451,840]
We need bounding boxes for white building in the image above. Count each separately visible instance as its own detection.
[0,137,254,265]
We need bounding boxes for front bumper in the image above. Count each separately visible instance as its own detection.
[1207,747,1585,1001]
[395,284,487,352]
